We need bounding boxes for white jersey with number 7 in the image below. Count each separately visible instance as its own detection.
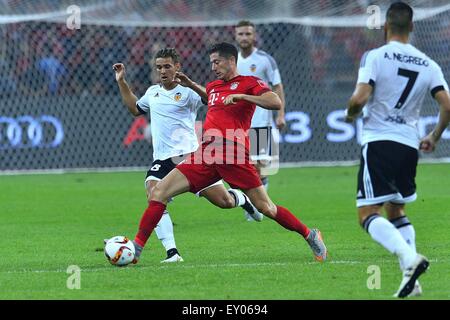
[357,40,449,149]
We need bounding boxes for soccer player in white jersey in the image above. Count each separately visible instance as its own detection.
[345,2,450,298]
[113,48,262,263]
[235,20,287,221]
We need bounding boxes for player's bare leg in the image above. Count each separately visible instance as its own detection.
[199,184,263,221]
[133,169,191,263]
[199,184,235,208]
[241,185,276,218]
[244,163,268,221]
[384,202,421,296]
[146,180,183,263]
[243,186,327,261]
[358,204,428,298]
[150,169,191,203]
[255,162,269,190]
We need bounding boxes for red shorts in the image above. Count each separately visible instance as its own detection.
[176,140,262,193]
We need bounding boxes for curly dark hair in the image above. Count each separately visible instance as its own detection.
[154,48,180,63]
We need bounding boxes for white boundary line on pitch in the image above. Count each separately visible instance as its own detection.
[1,159,449,176]
[3,261,357,274]
[2,259,441,274]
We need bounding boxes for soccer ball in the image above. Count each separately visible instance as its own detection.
[104,236,135,266]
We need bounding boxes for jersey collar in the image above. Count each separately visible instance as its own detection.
[388,40,409,46]
[222,75,242,83]
[159,83,180,92]
[239,47,257,60]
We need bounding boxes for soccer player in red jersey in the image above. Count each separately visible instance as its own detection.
[131,42,327,263]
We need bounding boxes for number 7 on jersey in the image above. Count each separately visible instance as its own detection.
[394,68,419,109]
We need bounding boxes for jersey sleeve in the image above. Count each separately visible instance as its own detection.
[357,50,378,87]
[265,55,282,86]
[205,81,213,95]
[136,88,151,114]
[189,90,206,112]
[429,61,449,98]
[249,77,271,96]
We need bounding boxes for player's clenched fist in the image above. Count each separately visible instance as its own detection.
[224,94,245,105]
[174,71,193,87]
[113,63,125,82]
[419,131,438,153]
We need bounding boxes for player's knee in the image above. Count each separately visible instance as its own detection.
[146,188,154,202]
[150,185,168,203]
[358,211,371,226]
[257,202,276,218]
[358,214,367,227]
[358,205,382,229]
[385,202,405,219]
[215,195,235,209]
[223,197,235,208]
[220,192,236,209]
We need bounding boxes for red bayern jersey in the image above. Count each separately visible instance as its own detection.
[203,75,271,149]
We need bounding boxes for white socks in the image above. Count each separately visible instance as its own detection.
[398,225,416,252]
[390,216,416,270]
[154,211,176,251]
[227,188,246,207]
[366,215,417,269]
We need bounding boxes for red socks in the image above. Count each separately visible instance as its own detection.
[274,205,310,238]
[134,200,166,247]
[134,202,310,248]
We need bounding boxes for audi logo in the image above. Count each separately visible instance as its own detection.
[0,115,64,149]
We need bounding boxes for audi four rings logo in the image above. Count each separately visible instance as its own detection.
[0,115,64,149]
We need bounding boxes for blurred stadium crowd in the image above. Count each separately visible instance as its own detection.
[0,0,449,97]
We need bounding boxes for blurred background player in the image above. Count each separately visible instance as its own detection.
[235,20,286,221]
[113,48,262,263]
[131,42,327,264]
[345,2,450,298]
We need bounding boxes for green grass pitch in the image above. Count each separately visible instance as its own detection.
[0,164,449,299]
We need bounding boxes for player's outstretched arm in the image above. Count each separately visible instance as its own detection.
[113,63,140,116]
[273,83,286,129]
[174,71,207,101]
[345,83,373,122]
[224,91,281,110]
[420,90,450,152]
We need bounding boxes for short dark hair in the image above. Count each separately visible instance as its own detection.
[208,42,238,62]
[154,48,180,64]
[386,2,413,35]
[236,20,256,30]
